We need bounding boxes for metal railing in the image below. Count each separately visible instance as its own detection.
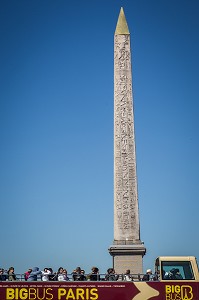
[0,272,149,282]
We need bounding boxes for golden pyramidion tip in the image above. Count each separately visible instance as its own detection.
[115,7,130,35]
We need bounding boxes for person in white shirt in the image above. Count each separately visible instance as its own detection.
[124,269,133,281]
[41,268,51,281]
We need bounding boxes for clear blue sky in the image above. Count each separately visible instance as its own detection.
[0,0,199,275]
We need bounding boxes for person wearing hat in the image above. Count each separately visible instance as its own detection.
[142,269,153,281]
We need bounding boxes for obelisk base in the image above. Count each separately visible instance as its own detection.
[108,242,146,274]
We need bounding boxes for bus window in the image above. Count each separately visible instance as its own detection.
[161,261,195,280]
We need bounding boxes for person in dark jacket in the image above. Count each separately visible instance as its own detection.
[105,268,118,281]
[0,268,7,281]
[80,270,87,281]
[88,267,100,281]
[72,267,82,281]
[142,269,153,281]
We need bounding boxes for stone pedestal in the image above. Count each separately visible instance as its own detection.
[109,243,146,274]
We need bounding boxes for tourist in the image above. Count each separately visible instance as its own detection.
[0,268,7,281]
[41,268,51,281]
[80,270,87,281]
[48,268,55,281]
[61,269,70,281]
[142,269,153,281]
[8,267,16,281]
[105,268,118,281]
[87,267,100,281]
[24,268,32,281]
[72,267,85,281]
[164,268,183,280]
[124,269,133,281]
[56,267,64,281]
[27,267,42,281]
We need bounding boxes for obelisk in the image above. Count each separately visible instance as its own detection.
[109,8,146,274]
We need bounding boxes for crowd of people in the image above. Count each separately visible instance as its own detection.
[0,266,155,282]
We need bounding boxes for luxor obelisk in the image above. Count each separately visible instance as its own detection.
[109,8,146,274]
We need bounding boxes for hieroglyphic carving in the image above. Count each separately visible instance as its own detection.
[114,34,140,241]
